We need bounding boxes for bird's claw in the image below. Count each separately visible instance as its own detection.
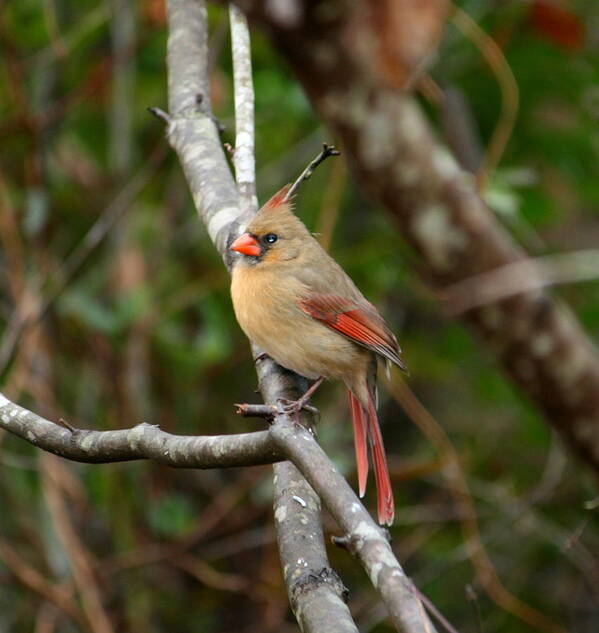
[277,398,320,423]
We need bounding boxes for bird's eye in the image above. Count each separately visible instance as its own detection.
[264,233,278,244]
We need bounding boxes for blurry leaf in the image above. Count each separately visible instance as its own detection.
[61,289,118,334]
[529,0,585,52]
[148,493,196,537]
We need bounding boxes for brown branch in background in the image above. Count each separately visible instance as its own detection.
[442,250,599,314]
[450,4,519,189]
[0,143,167,374]
[34,601,63,633]
[385,375,568,633]
[0,536,83,625]
[105,472,260,574]
[349,0,450,91]
[173,554,249,592]
[41,454,115,633]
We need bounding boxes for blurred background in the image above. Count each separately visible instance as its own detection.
[0,0,598,631]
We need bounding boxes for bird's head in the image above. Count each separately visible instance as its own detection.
[230,185,312,266]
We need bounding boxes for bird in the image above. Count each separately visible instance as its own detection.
[229,185,406,525]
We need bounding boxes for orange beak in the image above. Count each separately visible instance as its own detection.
[230,233,261,257]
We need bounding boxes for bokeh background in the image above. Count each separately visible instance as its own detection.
[0,1,598,632]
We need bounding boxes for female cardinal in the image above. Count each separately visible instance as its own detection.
[230,185,406,525]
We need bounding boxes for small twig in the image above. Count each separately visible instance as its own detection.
[234,403,277,418]
[465,585,484,633]
[285,143,340,201]
[416,588,462,633]
[147,106,171,124]
[57,417,75,433]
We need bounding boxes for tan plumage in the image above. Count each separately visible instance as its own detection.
[230,186,406,524]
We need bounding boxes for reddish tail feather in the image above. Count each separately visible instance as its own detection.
[348,387,395,525]
[348,390,368,497]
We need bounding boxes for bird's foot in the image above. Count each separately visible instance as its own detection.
[277,398,320,423]
[277,376,325,423]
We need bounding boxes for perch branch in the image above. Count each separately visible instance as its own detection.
[1,2,442,630]
[0,392,280,468]
[268,409,437,633]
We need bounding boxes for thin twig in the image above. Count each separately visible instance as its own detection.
[229,3,257,217]
[41,455,115,633]
[285,143,340,201]
[450,4,519,190]
[0,536,83,624]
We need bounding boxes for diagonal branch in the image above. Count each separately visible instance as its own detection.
[268,409,436,633]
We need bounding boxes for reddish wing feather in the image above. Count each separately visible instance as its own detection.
[300,293,405,370]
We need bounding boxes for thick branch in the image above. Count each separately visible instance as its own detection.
[0,393,279,468]
[269,411,436,633]
[274,461,357,633]
[165,0,241,264]
[164,2,364,632]
[240,0,599,471]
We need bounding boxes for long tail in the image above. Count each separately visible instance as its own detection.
[348,387,395,525]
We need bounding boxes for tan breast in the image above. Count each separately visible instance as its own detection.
[231,264,370,381]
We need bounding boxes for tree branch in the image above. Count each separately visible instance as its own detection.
[0,392,280,467]
[1,2,442,630]
[274,461,357,633]
[268,410,436,633]
[229,3,257,217]
[160,2,437,629]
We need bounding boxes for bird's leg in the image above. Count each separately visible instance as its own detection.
[279,376,325,422]
[296,376,325,409]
